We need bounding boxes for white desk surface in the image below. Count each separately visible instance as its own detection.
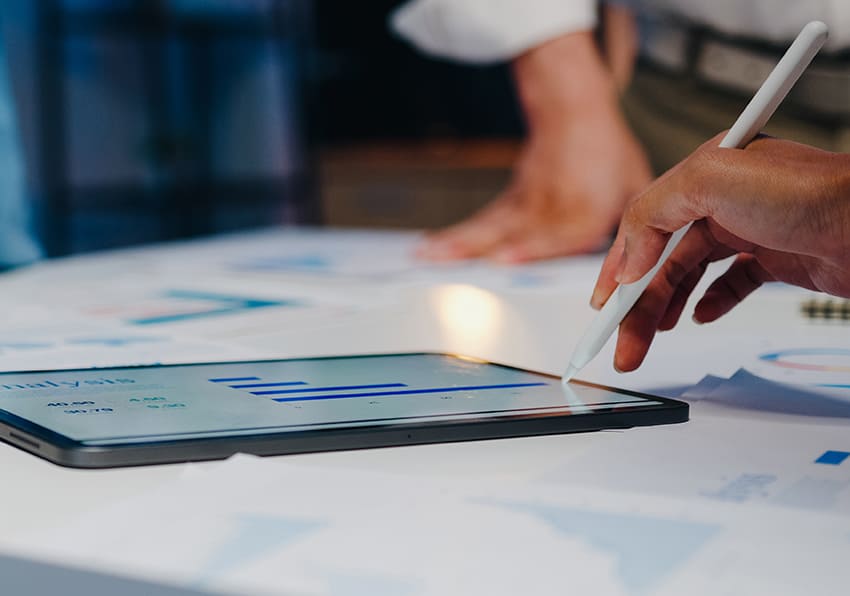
[1,227,848,595]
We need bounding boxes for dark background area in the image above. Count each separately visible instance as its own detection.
[311,0,524,231]
[21,0,524,257]
[312,0,523,142]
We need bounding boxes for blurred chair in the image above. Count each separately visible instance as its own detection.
[34,0,318,256]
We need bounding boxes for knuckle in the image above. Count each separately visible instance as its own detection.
[660,259,690,293]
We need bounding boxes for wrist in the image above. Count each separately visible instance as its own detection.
[513,31,620,130]
[834,154,850,199]
[828,153,850,258]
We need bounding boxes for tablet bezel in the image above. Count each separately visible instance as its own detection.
[0,352,688,468]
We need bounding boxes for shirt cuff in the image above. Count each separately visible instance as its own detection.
[391,0,598,64]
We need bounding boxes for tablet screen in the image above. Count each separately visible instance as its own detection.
[0,354,664,445]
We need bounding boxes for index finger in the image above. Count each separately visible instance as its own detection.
[591,230,625,310]
[617,147,717,285]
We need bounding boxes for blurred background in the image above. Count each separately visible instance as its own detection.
[8,0,525,257]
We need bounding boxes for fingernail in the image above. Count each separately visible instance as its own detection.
[589,292,603,310]
[613,359,624,374]
[494,249,523,264]
[419,240,454,260]
[691,313,704,325]
[424,240,446,253]
[492,250,514,264]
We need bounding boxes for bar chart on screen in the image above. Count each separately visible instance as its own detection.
[210,373,548,404]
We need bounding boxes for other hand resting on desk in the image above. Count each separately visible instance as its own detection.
[591,134,850,372]
[416,26,651,263]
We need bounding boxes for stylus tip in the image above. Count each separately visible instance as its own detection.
[562,364,578,384]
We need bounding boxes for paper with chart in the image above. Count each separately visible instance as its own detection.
[4,226,850,596]
[0,278,348,372]
[4,454,850,596]
[547,414,850,517]
[673,342,850,423]
[17,227,603,291]
[0,227,605,373]
[549,323,850,515]
[164,227,604,291]
[591,296,850,418]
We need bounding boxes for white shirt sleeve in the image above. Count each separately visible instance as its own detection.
[639,0,850,52]
[391,0,599,64]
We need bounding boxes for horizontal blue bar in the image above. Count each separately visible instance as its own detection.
[253,383,407,396]
[815,450,850,465]
[272,382,548,403]
[209,376,261,383]
[231,381,308,389]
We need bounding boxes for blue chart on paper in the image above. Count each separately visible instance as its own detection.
[233,254,333,274]
[815,450,850,466]
[194,514,319,587]
[129,290,297,326]
[499,502,719,594]
[68,336,167,347]
[691,369,850,419]
[758,348,850,389]
[0,336,169,353]
[192,514,418,595]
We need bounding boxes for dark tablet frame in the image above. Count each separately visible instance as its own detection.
[0,352,688,469]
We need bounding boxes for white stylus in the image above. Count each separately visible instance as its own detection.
[562,20,829,384]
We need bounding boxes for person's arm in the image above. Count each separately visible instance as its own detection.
[601,3,640,91]
[393,1,652,262]
[592,134,850,372]
[391,0,597,64]
[418,25,651,262]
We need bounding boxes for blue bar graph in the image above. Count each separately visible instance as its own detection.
[209,374,551,405]
[271,383,548,403]
[231,381,309,389]
[209,376,261,383]
[252,383,407,396]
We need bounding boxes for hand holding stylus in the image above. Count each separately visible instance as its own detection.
[562,21,830,382]
[593,133,850,372]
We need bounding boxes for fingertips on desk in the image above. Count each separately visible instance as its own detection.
[415,238,467,261]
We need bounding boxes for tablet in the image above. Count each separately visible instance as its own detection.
[0,353,688,468]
